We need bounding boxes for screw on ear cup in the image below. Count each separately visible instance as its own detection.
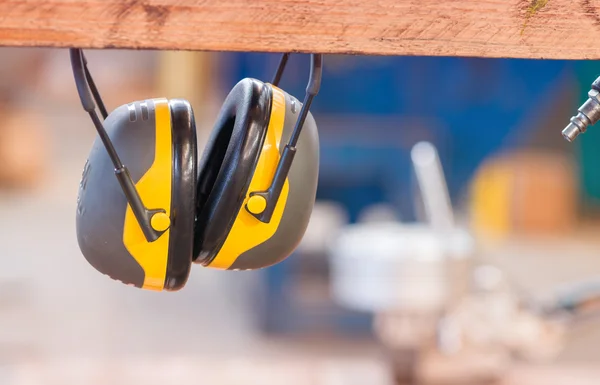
[227,91,320,270]
[193,78,272,264]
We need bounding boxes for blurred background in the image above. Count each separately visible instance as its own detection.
[2,48,600,384]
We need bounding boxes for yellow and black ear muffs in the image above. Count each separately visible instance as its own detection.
[70,49,323,292]
[192,74,321,270]
[190,54,322,271]
[71,49,198,292]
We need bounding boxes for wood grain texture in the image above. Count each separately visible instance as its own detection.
[2,0,600,58]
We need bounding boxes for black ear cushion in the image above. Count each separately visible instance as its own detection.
[193,78,272,264]
[165,99,197,291]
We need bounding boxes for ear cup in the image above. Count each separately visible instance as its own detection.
[227,91,320,270]
[77,101,151,288]
[193,78,272,264]
[76,98,197,291]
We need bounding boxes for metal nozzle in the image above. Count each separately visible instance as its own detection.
[563,114,591,142]
[562,77,600,142]
[562,125,579,142]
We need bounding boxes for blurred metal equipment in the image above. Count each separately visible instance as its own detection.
[332,142,471,316]
[328,141,568,384]
[562,76,600,142]
[410,142,455,232]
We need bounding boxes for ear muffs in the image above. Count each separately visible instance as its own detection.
[76,98,197,291]
[71,48,322,291]
[193,78,320,270]
[193,78,272,264]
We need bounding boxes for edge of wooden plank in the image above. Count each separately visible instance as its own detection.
[2,0,600,59]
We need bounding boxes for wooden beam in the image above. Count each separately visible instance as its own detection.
[2,0,600,59]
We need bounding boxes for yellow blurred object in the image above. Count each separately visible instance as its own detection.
[157,51,215,115]
[0,105,49,190]
[469,151,577,239]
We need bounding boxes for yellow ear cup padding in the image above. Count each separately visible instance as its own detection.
[123,98,172,291]
[206,86,288,269]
